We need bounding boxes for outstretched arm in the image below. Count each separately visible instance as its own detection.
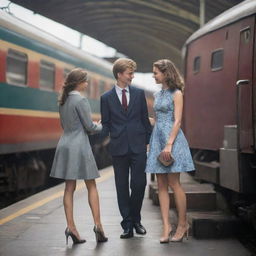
[76,98,102,133]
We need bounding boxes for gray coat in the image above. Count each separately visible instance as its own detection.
[50,94,102,180]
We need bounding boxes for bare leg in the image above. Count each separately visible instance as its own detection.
[156,174,172,241]
[63,180,82,239]
[168,173,188,240]
[84,179,105,232]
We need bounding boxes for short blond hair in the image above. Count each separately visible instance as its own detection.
[112,58,137,79]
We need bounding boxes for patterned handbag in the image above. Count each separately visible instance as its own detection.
[157,153,174,167]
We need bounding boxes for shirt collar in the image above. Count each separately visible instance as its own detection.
[69,90,81,96]
[115,84,129,93]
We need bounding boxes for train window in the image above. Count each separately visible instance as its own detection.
[241,27,250,44]
[6,49,28,85]
[193,56,200,74]
[40,60,55,90]
[211,49,223,71]
[225,31,229,40]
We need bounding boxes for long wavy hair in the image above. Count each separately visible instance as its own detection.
[59,68,87,105]
[153,59,184,93]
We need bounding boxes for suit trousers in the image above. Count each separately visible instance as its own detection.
[112,152,147,230]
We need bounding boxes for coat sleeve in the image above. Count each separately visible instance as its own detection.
[100,95,110,138]
[58,106,64,129]
[141,91,152,144]
[76,98,102,133]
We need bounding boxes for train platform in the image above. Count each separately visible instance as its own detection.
[0,166,251,256]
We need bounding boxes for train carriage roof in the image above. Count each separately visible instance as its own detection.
[9,0,243,72]
[184,0,256,48]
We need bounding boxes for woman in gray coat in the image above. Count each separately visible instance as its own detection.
[50,68,107,244]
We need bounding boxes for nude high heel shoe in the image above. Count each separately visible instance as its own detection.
[170,224,189,242]
[159,228,172,244]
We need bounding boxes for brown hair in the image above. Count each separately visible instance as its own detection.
[112,58,137,79]
[59,68,87,105]
[153,59,184,93]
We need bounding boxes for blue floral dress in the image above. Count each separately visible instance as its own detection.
[146,89,194,173]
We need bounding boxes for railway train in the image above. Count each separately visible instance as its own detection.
[182,0,256,224]
[2,0,255,220]
[0,10,154,197]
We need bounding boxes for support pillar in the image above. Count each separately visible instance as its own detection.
[200,0,205,27]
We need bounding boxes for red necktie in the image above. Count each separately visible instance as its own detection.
[122,89,128,110]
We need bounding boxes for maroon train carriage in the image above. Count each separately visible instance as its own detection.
[182,0,256,194]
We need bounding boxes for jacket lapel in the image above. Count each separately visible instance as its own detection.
[110,87,127,114]
[127,86,137,115]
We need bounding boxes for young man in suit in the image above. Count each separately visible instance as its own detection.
[100,58,152,238]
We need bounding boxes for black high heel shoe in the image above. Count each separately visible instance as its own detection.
[93,225,108,243]
[65,227,86,245]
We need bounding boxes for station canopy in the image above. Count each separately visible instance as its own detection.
[11,0,243,72]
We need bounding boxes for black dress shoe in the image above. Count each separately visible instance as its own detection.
[134,223,146,235]
[120,229,134,239]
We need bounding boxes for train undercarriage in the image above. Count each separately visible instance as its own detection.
[0,135,112,209]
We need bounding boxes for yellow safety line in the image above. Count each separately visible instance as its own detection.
[0,168,113,225]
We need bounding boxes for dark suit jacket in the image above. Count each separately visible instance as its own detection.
[100,86,152,156]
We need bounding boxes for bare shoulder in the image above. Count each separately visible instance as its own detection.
[173,90,183,100]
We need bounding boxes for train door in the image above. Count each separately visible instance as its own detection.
[254,23,256,152]
[236,18,256,193]
[236,22,254,153]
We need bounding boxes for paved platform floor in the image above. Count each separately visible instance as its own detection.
[0,167,251,256]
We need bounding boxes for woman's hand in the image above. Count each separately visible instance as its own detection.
[149,117,155,126]
[161,143,172,161]
[93,119,101,125]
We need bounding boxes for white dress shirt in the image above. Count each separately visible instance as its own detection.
[115,85,130,105]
